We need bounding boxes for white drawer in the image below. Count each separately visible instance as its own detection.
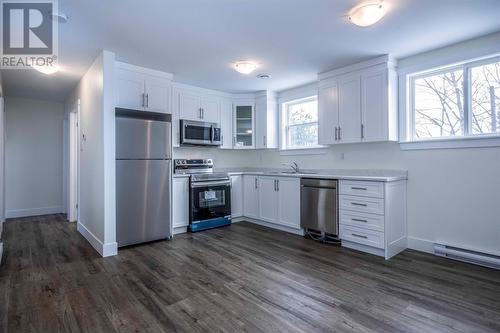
[340,180,384,198]
[340,195,384,215]
[340,211,384,232]
[340,225,385,249]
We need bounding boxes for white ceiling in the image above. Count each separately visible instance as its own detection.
[2,0,500,102]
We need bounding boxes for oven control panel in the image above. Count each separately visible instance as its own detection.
[174,159,214,174]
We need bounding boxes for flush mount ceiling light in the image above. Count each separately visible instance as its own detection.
[31,64,60,75]
[234,61,258,75]
[51,11,69,23]
[348,1,386,27]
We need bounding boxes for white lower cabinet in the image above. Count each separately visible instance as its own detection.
[243,175,259,219]
[339,179,406,259]
[230,175,243,218]
[239,175,301,232]
[172,177,189,232]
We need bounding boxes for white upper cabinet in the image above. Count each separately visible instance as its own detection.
[115,62,173,114]
[318,83,339,145]
[338,74,362,143]
[318,55,398,145]
[220,99,234,149]
[200,97,220,123]
[233,101,255,149]
[255,92,278,149]
[176,88,220,123]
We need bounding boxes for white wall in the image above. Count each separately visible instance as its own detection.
[66,50,116,257]
[4,97,64,218]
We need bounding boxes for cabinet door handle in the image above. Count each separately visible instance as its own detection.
[351,202,367,207]
[352,233,368,239]
[334,127,338,141]
[263,135,266,146]
[255,178,258,189]
[146,93,149,108]
[201,108,204,119]
[361,124,364,139]
[233,136,236,147]
[142,93,145,108]
[352,218,368,223]
[276,179,279,191]
[338,127,341,140]
[273,179,277,191]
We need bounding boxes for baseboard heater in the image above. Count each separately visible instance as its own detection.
[434,243,500,270]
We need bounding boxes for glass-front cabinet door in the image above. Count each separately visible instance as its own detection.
[233,102,254,148]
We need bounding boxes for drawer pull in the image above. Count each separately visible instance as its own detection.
[351,187,367,190]
[351,202,367,207]
[351,218,368,223]
[352,233,368,239]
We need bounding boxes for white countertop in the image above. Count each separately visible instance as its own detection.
[174,168,407,182]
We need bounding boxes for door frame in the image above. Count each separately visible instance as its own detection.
[67,99,80,222]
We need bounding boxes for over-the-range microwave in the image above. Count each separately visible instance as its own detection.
[180,119,222,146]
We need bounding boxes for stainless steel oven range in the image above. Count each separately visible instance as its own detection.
[174,159,231,232]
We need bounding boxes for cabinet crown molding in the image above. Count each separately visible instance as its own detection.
[116,61,174,81]
[318,55,396,81]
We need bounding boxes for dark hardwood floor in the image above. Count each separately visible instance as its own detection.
[1,215,499,333]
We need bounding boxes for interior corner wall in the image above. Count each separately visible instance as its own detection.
[4,97,64,219]
[67,50,117,257]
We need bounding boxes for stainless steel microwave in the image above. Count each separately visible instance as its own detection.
[180,120,222,146]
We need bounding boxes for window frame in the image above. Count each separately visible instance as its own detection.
[407,55,500,145]
[280,95,323,151]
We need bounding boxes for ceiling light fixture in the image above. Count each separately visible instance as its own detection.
[51,11,68,23]
[31,64,60,75]
[234,61,258,75]
[348,1,386,27]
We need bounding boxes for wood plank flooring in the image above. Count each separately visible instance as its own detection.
[1,214,499,333]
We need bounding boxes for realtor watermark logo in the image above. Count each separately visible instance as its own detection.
[1,0,58,69]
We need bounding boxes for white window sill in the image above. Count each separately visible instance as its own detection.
[279,147,327,156]
[400,136,500,150]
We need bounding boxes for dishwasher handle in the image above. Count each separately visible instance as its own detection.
[301,185,337,190]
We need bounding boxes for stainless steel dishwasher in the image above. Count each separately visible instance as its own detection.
[300,178,339,241]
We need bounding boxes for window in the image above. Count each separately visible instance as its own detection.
[409,56,500,142]
[282,96,319,150]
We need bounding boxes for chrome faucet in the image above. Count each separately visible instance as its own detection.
[282,162,300,173]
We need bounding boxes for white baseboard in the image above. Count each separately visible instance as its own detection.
[77,221,117,257]
[233,217,305,236]
[407,236,435,254]
[6,206,62,219]
[173,226,187,235]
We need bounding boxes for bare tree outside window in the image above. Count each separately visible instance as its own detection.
[412,58,500,140]
[284,97,318,149]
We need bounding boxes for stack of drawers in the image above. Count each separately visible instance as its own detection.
[339,180,385,250]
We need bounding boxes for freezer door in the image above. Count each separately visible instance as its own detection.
[116,116,171,160]
[116,160,171,246]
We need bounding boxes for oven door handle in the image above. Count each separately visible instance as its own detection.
[210,125,215,142]
[191,180,231,188]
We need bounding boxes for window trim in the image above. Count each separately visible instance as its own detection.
[404,54,500,148]
[280,95,324,151]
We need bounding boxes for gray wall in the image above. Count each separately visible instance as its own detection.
[5,97,64,218]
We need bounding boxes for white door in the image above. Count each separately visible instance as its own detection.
[338,74,362,143]
[220,100,233,149]
[258,177,278,223]
[277,177,300,228]
[115,68,145,110]
[243,175,259,219]
[318,83,339,145]
[68,100,80,223]
[230,175,243,217]
[200,97,220,123]
[361,69,388,142]
[254,97,267,149]
[172,177,189,228]
[178,91,201,121]
[145,77,171,114]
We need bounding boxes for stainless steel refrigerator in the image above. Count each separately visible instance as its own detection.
[115,109,172,247]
